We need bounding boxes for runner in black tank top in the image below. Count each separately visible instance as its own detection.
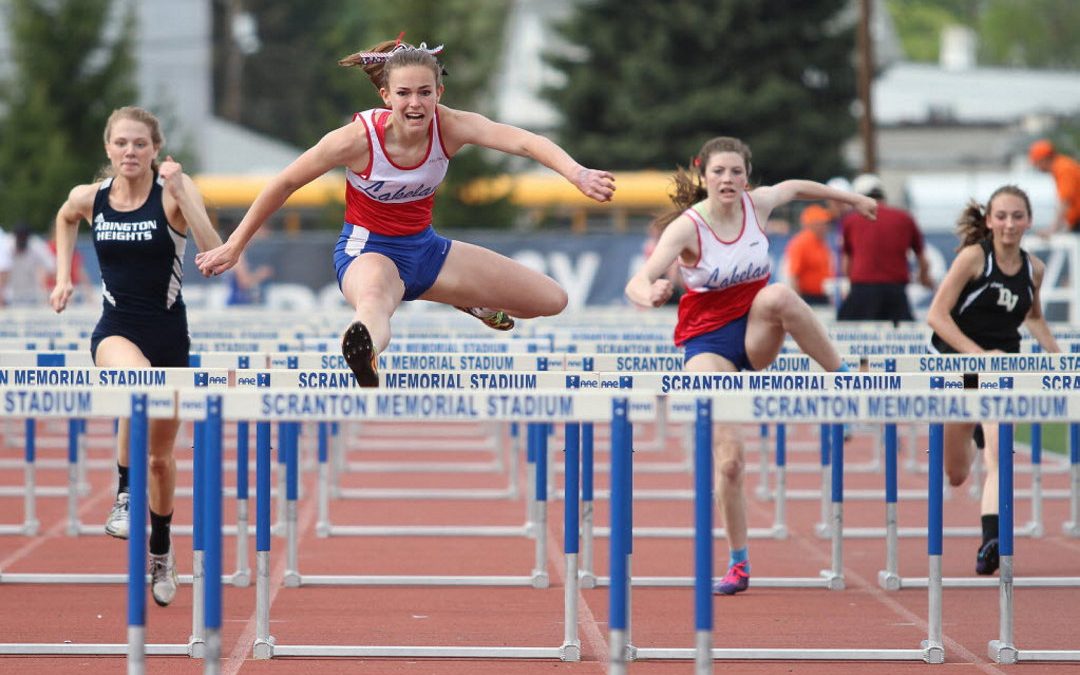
[50,107,222,608]
[930,238,1033,354]
[90,173,190,367]
[926,186,1060,578]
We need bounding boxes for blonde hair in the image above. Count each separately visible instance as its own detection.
[955,184,1031,251]
[651,136,753,231]
[99,106,164,178]
[338,37,444,91]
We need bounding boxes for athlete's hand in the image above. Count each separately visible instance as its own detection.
[649,279,674,307]
[158,156,186,199]
[854,195,877,220]
[50,281,73,313]
[195,240,241,278]
[574,167,616,203]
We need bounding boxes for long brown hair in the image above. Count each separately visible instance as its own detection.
[97,106,164,179]
[338,36,444,92]
[650,136,753,231]
[955,184,1031,252]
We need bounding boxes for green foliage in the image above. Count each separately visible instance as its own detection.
[888,0,1080,68]
[0,0,137,233]
[544,1,856,185]
[222,0,517,229]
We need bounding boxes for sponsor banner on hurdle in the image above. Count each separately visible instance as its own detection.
[866,354,1080,372]
[666,391,1079,424]
[0,367,230,389]
[0,386,175,418]
[183,388,657,422]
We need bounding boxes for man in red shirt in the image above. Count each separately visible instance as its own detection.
[838,174,932,322]
[1029,139,1080,234]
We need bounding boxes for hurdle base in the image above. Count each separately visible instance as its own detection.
[187,638,205,659]
[1064,521,1080,537]
[232,568,251,588]
[283,570,301,588]
[559,641,581,661]
[921,639,945,664]
[0,642,190,656]
[530,570,550,589]
[253,636,276,660]
[578,571,597,589]
[270,645,565,659]
[820,569,845,591]
[292,574,543,587]
[988,639,1018,664]
[877,570,901,591]
[636,647,930,661]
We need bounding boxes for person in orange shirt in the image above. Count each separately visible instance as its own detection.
[1029,139,1080,233]
[785,204,834,306]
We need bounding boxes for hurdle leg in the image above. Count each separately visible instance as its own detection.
[253,421,276,659]
[23,419,40,535]
[274,423,286,536]
[531,424,550,589]
[316,422,330,537]
[284,423,300,587]
[189,420,206,658]
[203,396,224,674]
[78,418,90,493]
[505,422,520,500]
[989,422,1018,663]
[66,418,81,536]
[815,424,831,537]
[233,420,251,587]
[754,424,770,500]
[522,423,538,537]
[772,424,788,538]
[879,424,900,590]
[579,422,596,588]
[561,423,581,661]
[904,422,919,472]
[1065,424,1080,536]
[607,399,630,675]
[127,395,149,675]
[820,424,844,590]
[1024,424,1044,537]
[693,400,713,675]
[921,422,946,663]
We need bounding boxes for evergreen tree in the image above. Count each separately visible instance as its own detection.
[0,0,136,232]
[545,1,856,185]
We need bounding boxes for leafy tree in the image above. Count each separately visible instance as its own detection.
[0,0,137,233]
[544,1,856,185]
[978,0,1080,69]
[217,0,516,228]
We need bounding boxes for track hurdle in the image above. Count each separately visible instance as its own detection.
[0,387,191,667]
[188,387,656,661]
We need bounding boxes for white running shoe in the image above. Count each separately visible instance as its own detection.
[149,547,179,607]
[104,492,130,540]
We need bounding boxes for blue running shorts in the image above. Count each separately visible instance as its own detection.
[682,313,754,371]
[333,223,452,301]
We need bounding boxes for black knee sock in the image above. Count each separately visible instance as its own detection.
[981,514,999,545]
[117,464,129,496]
[973,424,985,450]
[149,510,173,555]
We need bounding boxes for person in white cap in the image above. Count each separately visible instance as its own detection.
[838,173,932,323]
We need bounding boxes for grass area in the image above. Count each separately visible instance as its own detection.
[1014,423,1077,456]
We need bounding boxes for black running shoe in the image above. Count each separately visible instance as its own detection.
[341,321,379,387]
[976,538,1000,576]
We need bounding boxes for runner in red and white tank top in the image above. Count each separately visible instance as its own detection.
[626,136,877,597]
[344,108,450,236]
[674,192,771,345]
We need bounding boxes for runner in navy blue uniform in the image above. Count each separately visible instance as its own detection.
[51,106,222,606]
[927,185,1060,575]
[193,36,615,387]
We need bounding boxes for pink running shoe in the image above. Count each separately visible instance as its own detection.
[713,561,750,595]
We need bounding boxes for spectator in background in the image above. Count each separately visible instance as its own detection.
[785,204,834,306]
[838,173,933,323]
[225,254,274,306]
[1028,139,1080,234]
[4,224,55,307]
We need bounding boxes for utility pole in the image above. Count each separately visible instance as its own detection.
[856,0,878,173]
